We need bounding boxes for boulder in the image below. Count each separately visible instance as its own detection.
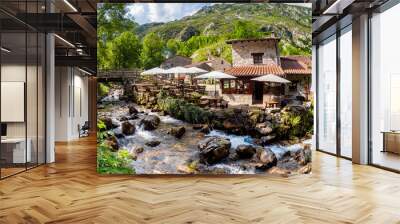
[140,115,160,130]
[293,144,312,165]
[145,140,161,147]
[200,125,210,134]
[255,122,273,135]
[105,135,119,151]
[192,124,203,130]
[112,119,120,129]
[198,137,231,164]
[119,116,129,122]
[255,148,277,169]
[128,115,139,120]
[260,135,276,145]
[235,145,256,159]
[213,110,227,120]
[113,129,124,138]
[298,163,312,174]
[282,105,306,113]
[121,121,135,135]
[120,115,138,122]
[100,117,119,130]
[168,126,186,139]
[135,146,144,154]
[223,118,241,130]
[264,114,273,121]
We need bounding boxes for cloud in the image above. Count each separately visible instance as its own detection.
[127,3,310,25]
[127,3,209,25]
[127,4,144,21]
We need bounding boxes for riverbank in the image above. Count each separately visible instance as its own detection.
[97,82,312,175]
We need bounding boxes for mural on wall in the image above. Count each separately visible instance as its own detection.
[97,2,313,175]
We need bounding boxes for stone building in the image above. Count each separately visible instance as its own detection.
[185,56,231,72]
[220,38,311,106]
[160,55,192,69]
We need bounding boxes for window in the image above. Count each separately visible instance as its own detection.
[230,80,236,89]
[223,80,230,89]
[317,35,337,155]
[252,53,263,64]
[339,26,352,158]
[370,4,400,171]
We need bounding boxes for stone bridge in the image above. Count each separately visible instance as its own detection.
[98,70,142,97]
[97,70,141,82]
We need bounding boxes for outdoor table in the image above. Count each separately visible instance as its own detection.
[381,131,400,154]
[266,100,279,108]
[201,96,222,107]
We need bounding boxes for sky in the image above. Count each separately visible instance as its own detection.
[127,3,311,25]
[127,3,210,25]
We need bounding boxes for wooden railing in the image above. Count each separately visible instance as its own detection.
[98,70,141,79]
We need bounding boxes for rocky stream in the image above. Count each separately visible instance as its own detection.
[98,84,312,175]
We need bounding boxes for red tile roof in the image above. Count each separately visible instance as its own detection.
[280,56,311,75]
[225,64,285,77]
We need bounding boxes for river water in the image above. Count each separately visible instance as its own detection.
[99,102,309,175]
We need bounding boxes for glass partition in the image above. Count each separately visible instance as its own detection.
[1,30,28,178]
[339,26,352,158]
[370,3,400,171]
[317,35,337,154]
[0,1,46,179]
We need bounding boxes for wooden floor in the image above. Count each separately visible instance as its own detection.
[1,137,400,224]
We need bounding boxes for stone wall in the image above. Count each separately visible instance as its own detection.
[207,58,232,71]
[222,94,253,105]
[221,94,285,106]
[231,40,279,66]
[160,56,192,69]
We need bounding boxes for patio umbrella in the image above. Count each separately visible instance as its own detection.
[140,67,166,75]
[195,71,236,96]
[185,67,208,84]
[165,66,191,74]
[140,67,167,84]
[186,67,208,73]
[251,74,291,83]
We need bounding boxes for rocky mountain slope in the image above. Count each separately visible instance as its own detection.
[137,3,311,61]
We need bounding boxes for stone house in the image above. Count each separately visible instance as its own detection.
[185,56,231,72]
[221,38,311,106]
[160,55,192,69]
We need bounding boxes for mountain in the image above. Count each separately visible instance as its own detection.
[137,3,311,62]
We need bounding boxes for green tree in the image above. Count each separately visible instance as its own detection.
[97,3,138,70]
[107,31,141,69]
[140,33,165,69]
[231,21,264,39]
[166,39,180,57]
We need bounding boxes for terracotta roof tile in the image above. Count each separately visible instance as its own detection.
[225,64,285,77]
[280,56,311,75]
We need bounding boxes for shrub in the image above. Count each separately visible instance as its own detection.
[97,143,135,174]
[97,120,135,174]
[157,92,211,124]
[98,82,110,97]
[276,105,313,139]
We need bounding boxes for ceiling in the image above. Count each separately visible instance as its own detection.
[0,0,97,74]
[312,0,390,42]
